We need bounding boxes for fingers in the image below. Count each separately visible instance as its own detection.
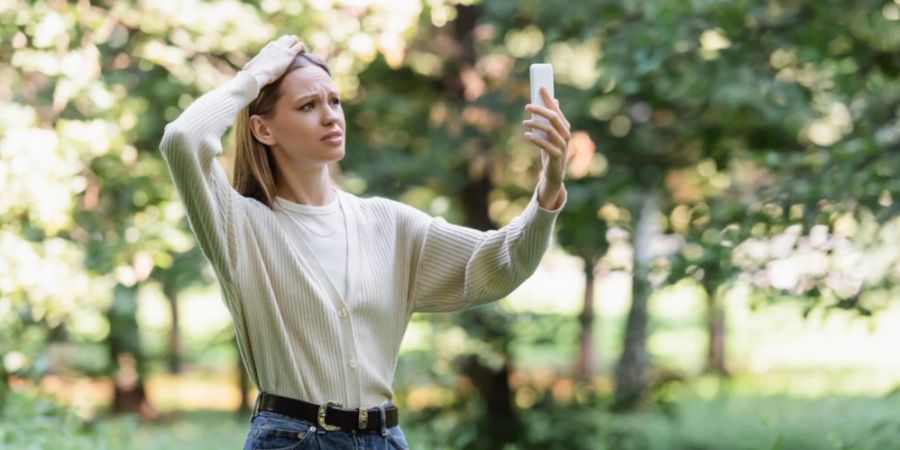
[288,38,305,52]
[538,87,570,128]
[272,34,304,53]
[554,99,569,126]
[539,87,556,111]
[522,119,566,149]
[540,87,567,119]
[524,132,563,160]
[525,104,571,140]
[277,34,298,46]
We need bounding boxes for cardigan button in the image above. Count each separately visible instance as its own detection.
[338,307,349,318]
[348,358,358,369]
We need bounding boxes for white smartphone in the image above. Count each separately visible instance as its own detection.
[529,63,554,140]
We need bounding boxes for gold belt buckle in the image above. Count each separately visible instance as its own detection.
[317,401,343,431]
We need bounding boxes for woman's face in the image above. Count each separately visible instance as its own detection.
[251,65,345,168]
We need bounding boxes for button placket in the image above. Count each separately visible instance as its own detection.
[335,298,361,406]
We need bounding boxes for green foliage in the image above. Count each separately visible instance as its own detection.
[0,0,466,388]
[2,0,899,443]
[0,389,137,449]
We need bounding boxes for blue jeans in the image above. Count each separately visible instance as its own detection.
[243,403,410,450]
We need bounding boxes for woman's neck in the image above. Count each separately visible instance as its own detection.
[275,163,336,206]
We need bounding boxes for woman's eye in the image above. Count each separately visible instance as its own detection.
[331,98,341,106]
[300,102,314,110]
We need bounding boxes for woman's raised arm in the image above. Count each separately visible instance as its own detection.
[158,35,302,279]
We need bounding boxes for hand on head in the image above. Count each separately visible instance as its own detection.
[242,34,306,89]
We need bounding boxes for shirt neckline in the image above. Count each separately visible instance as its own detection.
[274,189,340,216]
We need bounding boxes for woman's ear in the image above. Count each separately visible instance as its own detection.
[249,115,277,146]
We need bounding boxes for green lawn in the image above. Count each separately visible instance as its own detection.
[4,383,900,450]
[6,279,898,449]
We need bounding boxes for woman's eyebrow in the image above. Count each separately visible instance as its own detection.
[293,90,340,103]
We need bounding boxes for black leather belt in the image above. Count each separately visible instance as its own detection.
[253,391,399,432]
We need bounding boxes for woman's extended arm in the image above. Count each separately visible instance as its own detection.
[158,35,302,278]
[404,85,572,313]
[404,186,566,313]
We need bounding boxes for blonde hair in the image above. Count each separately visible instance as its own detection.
[233,51,333,208]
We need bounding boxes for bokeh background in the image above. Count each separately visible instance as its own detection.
[1,0,899,449]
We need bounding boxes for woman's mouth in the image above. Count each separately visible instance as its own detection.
[321,131,344,146]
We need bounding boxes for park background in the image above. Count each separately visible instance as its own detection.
[1,0,899,449]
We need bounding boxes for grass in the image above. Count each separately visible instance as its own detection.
[5,380,900,450]
[7,268,898,448]
[602,393,900,450]
[124,409,249,449]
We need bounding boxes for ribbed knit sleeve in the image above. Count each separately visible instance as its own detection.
[407,185,567,313]
[158,71,260,280]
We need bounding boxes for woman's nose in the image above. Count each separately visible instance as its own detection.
[321,103,340,124]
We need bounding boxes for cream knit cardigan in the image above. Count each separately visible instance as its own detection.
[159,70,567,409]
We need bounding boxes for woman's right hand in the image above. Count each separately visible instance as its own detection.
[241,34,305,89]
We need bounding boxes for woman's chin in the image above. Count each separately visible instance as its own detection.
[325,146,346,162]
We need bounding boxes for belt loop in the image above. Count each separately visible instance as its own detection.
[358,407,369,430]
[377,401,389,436]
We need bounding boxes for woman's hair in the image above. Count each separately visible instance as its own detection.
[233,51,332,208]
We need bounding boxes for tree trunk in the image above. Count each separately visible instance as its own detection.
[456,353,519,446]
[705,287,728,375]
[613,197,658,411]
[455,166,522,446]
[613,270,651,410]
[163,284,182,374]
[107,283,158,420]
[0,362,8,408]
[575,258,597,381]
[447,3,522,447]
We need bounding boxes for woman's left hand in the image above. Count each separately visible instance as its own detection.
[523,87,570,209]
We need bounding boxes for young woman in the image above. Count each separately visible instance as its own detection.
[160,34,570,450]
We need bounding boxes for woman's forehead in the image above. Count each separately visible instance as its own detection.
[282,66,338,99]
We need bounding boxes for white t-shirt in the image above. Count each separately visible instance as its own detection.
[274,192,348,300]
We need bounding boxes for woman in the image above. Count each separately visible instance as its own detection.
[159,34,570,449]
